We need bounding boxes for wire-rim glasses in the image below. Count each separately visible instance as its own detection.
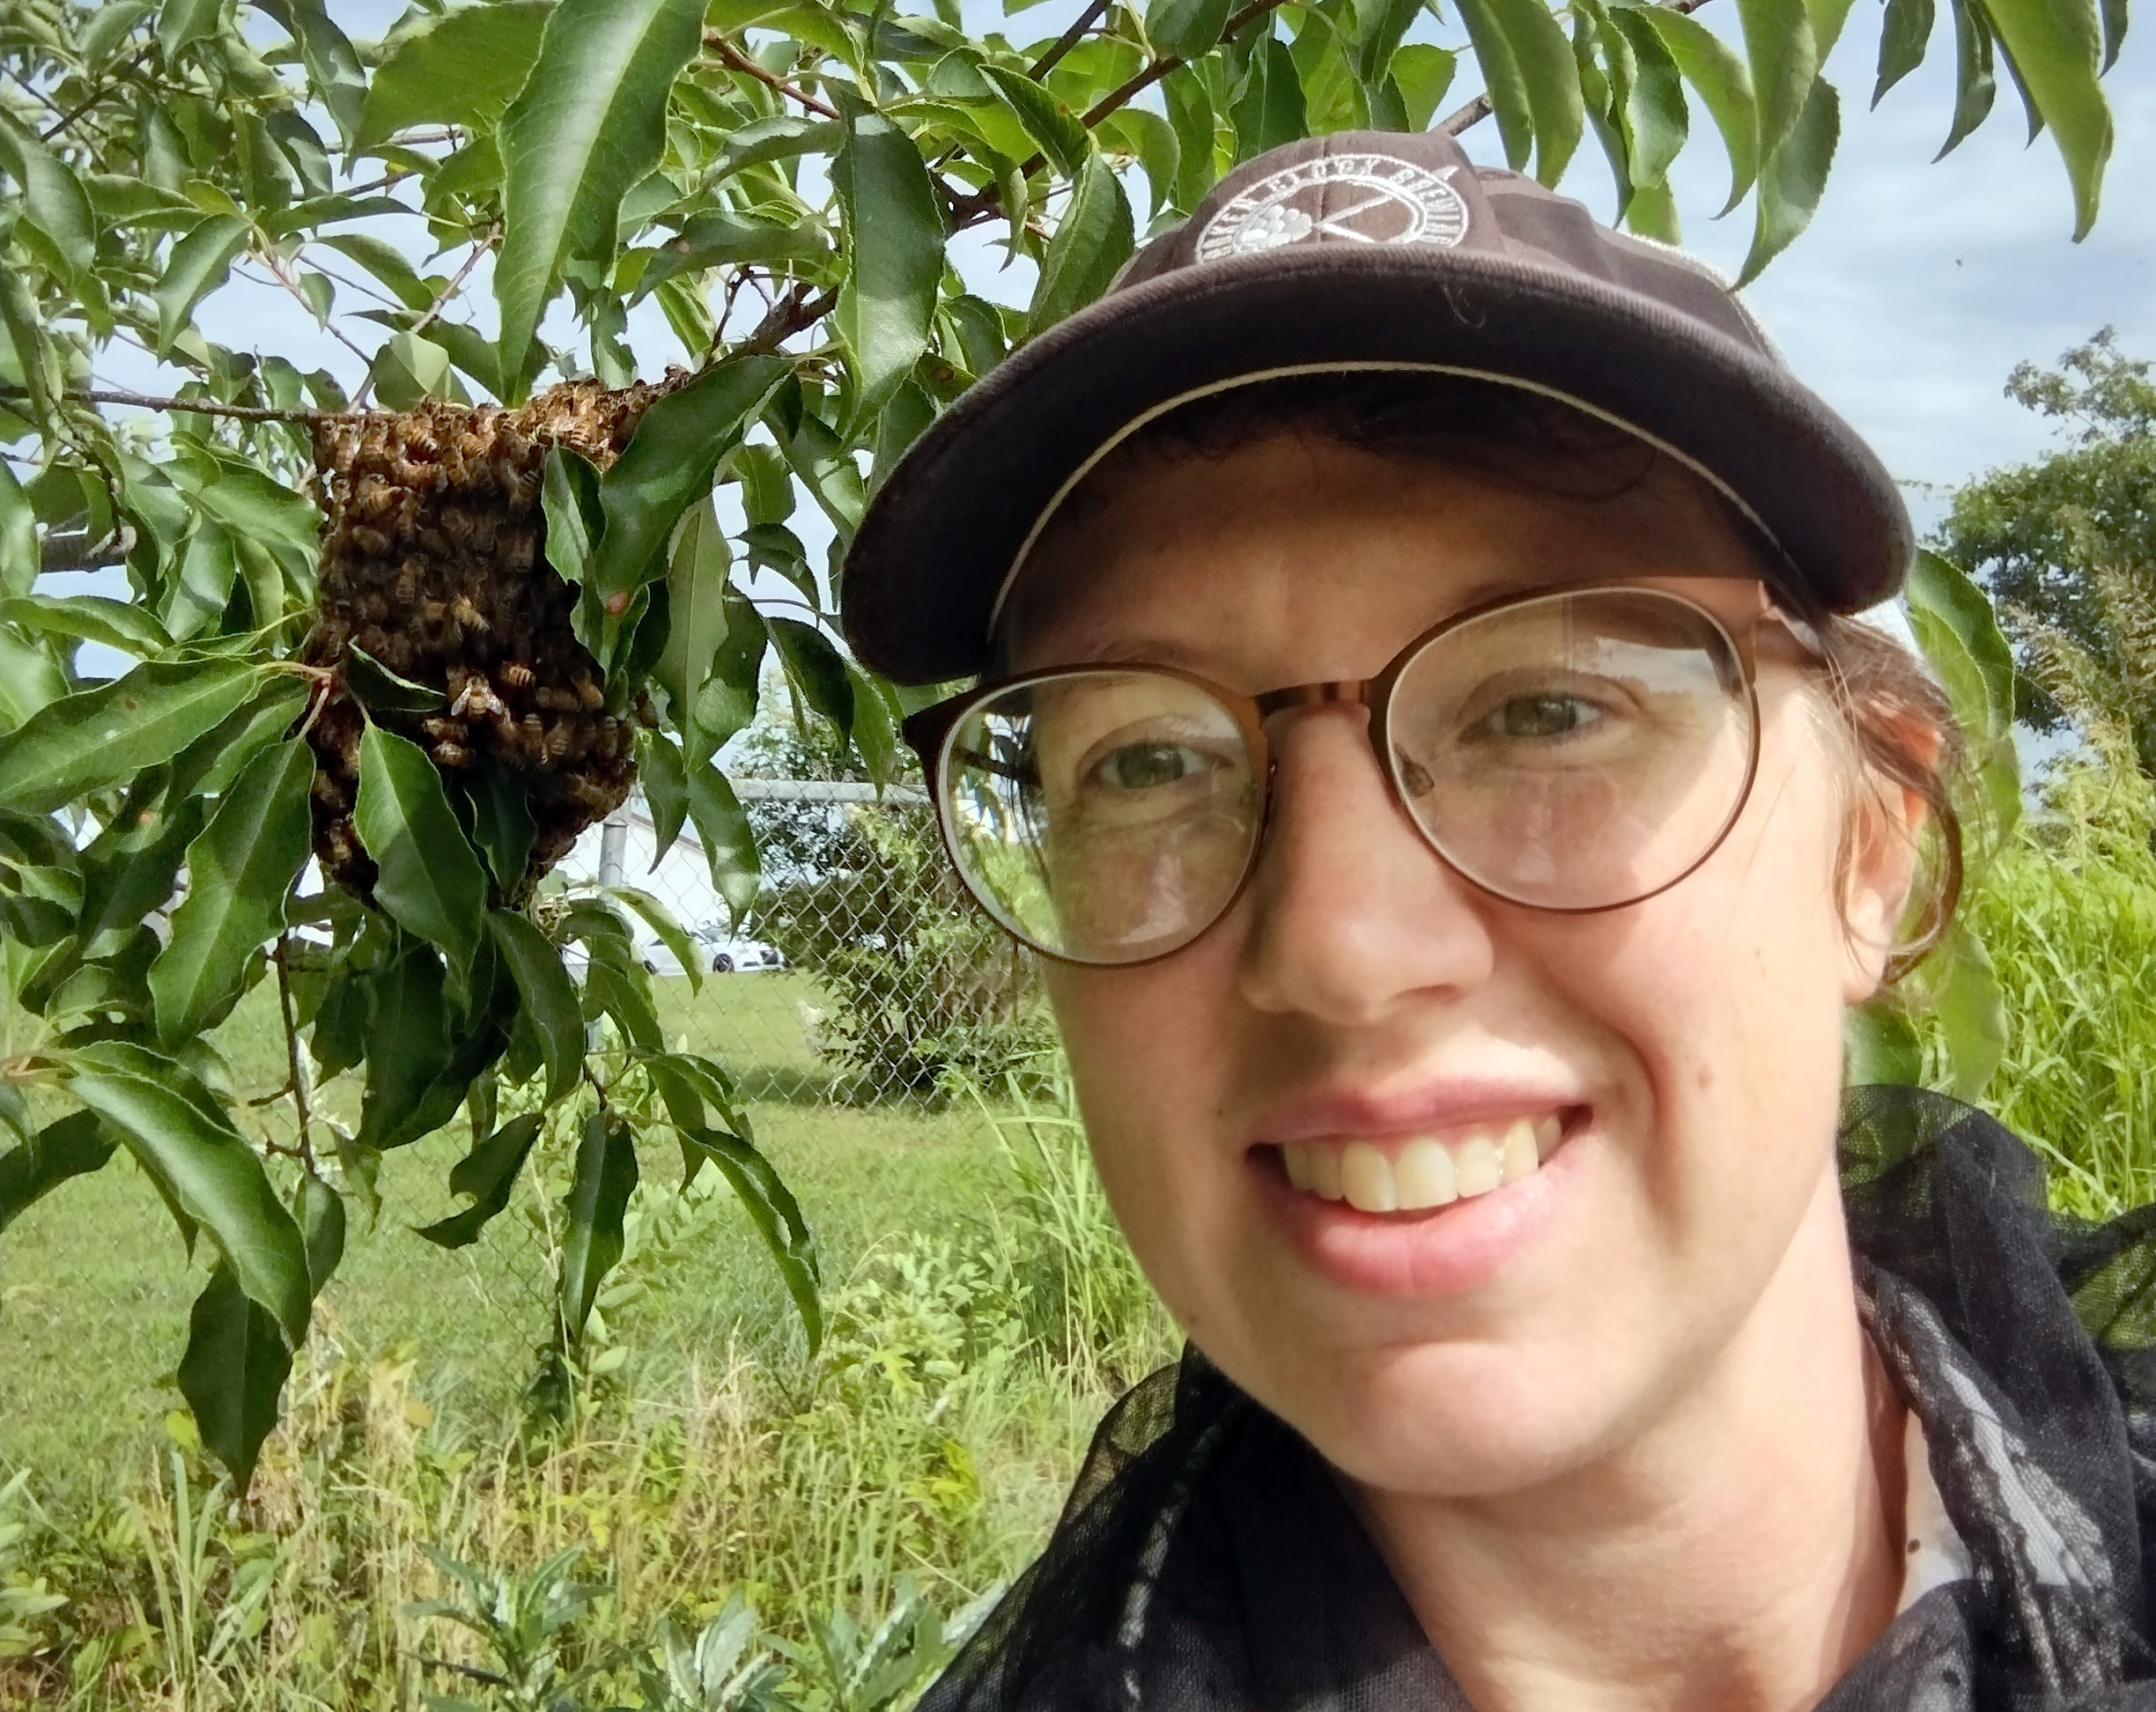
[902,578,1826,968]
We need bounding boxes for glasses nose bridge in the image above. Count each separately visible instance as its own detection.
[1250,676,1398,809]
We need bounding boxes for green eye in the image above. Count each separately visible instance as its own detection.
[1091,742,1207,790]
[1477,694,1603,740]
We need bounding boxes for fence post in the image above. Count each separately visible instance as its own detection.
[589,809,630,1050]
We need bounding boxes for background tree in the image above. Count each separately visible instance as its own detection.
[1936,330,2156,777]
[0,0,2135,1487]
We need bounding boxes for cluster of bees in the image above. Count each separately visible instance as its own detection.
[302,378,670,906]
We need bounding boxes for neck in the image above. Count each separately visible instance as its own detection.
[1353,1166,1905,1712]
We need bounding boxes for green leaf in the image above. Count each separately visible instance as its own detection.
[847,664,902,785]
[488,911,582,1102]
[1845,999,1923,1085]
[0,461,34,600]
[2099,0,2127,69]
[1737,74,1838,284]
[1734,0,1819,159]
[357,944,454,1149]
[981,64,1090,176]
[1929,923,2007,1101]
[277,0,368,149]
[1030,151,1134,334]
[316,233,433,313]
[357,1,555,147]
[353,723,489,986]
[367,331,457,410]
[177,1264,292,1487]
[149,740,314,1046]
[159,0,225,55]
[1231,35,1309,159]
[1607,9,1688,191]
[415,1111,544,1249]
[587,356,788,601]
[1348,0,1421,85]
[343,644,446,712]
[607,883,701,993]
[1149,0,1233,58]
[767,617,854,733]
[681,1125,821,1353]
[295,1173,345,1297]
[584,933,665,1052]
[713,114,845,180]
[684,760,760,926]
[0,114,97,280]
[1873,0,1937,103]
[1906,549,2020,841]
[0,657,261,815]
[1452,0,1582,183]
[558,1110,639,1347]
[64,1040,312,1340]
[0,1111,117,1236]
[543,447,603,587]
[1982,0,2112,239]
[834,107,946,412]
[1630,6,1759,214]
[639,729,690,860]
[493,0,707,390]
[1,594,174,658]
[468,764,536,891]
[1937,0,1997,158]
[1389,43,1458,129]
[653,495,732,742]
[154,215,250,357]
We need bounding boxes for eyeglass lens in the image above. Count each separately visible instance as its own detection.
[936,588,1757,965]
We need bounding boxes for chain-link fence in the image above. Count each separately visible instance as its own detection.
[0,780,1058,1475]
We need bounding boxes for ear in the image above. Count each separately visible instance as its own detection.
[1839,724,1940,1005]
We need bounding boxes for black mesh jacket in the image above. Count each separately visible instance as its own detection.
[919,1088,2156,1711]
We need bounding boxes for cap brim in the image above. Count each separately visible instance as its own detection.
[842,243,1911,684]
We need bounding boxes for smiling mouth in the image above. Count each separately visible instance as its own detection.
[1261,1109,1584,1214]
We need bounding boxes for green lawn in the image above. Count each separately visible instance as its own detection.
[1,968,1015,1481]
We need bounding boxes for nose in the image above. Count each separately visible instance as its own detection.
[1235,704,1497,1024]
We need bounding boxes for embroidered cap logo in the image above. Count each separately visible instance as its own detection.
[1196,152,1473,262]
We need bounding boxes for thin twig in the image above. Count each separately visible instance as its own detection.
[274,934,320,1176]
[1028,0,1113,81]
[416,1657,512,1689]
[737,282,838,354]
[0,384,348,423]
[248,253,378,373]
[702,30,839,120]
[350,224,498,410]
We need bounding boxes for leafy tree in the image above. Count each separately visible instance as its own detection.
[0,0,2134,1487]
[1936,330,2156,774]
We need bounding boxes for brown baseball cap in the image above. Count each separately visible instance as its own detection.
[840,129,1911,684]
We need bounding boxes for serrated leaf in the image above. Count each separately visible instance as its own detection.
[558,1110,638,1346]
[467,764,536,890]
[357,943,454,1149]
[354,723,488,985]
[357,1,555,147]
[1845,999,1923,1085]
[1453,0,1582,183]
[343,645,446,712]
[0,1111,117,1236]
[681,1125,820,1352]
[0,657,261,814]
[154,215,250,356]
[149,740,314,1045]
[1906,549,2020,840]
[317,233,434,312]
[607,883,701,993]
[846,664,901,785]
[1607,10,1687,191]
[493,0,707,388]
[543,446,603,587]
[277,0,367,148]
[587,357,786,601]
[1148,0,1233,58]
[834,107,946,412]
[1,594,173,658]
[159,0,225,55]
[981,64,1089,176]
[177,1264,292,1487]
[415,1111,543,1249]
[639,729,690,860]
[1738,74,1837,284]
[1734,0,1819,159]
[296,1173,345,1296]
[1030,151,1133,333]
[1873,0,1937,103]
[488,911,582,1102]
[713,114,845,180]
[1390,43,1458,129]
[1982,0,2112,239]
[0,114,96,280]
[1937,0,1997,158]
[64,1040,312,1340]
[1630,5,1760,213]
[767,617,853,733]
[684,759,760,926]
[1930,921,2006,1100]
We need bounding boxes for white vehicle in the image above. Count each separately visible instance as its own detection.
[690,923,786,974]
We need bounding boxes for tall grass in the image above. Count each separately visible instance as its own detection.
[1,1088,1177,1711]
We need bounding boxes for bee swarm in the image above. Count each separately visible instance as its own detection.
[303,379,665,907]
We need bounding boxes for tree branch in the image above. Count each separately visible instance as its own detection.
[350,225,498,410]
[40,44,152,142]
[1028,0,1113,81]
[703,31,840,120]
[0,385,348,424]
[737,281,838,354]
[274,935,320,1175]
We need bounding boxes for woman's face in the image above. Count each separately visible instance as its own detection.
[1004,434,1918,1500]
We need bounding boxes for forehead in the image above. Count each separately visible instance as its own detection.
[997,435,1773,683]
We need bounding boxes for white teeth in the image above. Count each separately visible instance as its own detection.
[1394,1139,1458,1209]
[1340,1143,1397,1214]
[1278,1111,1570,1210]
[1500,1118,1540,1184]
[1534,1112,1563,1159]
[1452,1135,1503,1198]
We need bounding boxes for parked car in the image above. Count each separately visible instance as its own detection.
[690,924,786,974]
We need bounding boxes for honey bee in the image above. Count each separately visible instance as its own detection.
[503,661,535,690]
[350,524,391,558]
[421,716,469,744]
[572,674,604,711]
[432,741,470,769]
[450,593,488,634]
[544,719,573,763]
